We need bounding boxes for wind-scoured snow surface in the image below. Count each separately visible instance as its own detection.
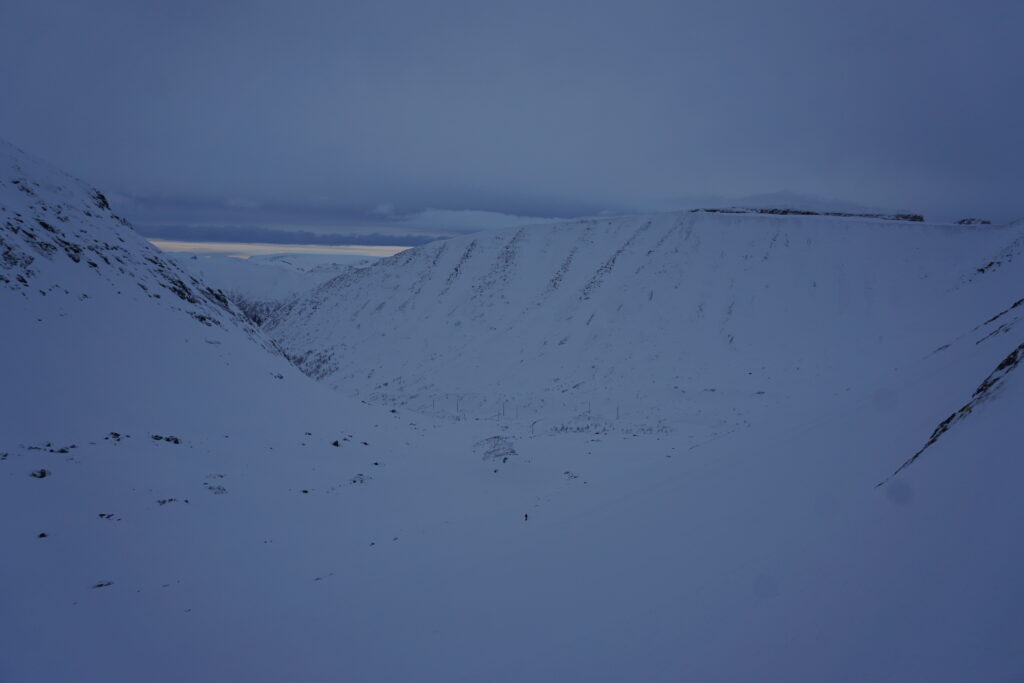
[3,140,1024,682]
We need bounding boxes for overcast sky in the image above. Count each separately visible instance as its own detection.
[2,0,1022,238]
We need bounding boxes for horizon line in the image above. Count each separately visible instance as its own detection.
[148,239,411,259]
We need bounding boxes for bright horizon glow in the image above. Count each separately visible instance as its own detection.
[148,239,411,259]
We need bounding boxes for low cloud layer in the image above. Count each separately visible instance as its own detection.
[2,1,1022,225]
[399,209,562,232]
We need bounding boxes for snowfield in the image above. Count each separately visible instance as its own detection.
[2,139,1023,682]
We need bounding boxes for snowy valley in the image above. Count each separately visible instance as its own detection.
[2,140,1024,682]
[168,252,375,325]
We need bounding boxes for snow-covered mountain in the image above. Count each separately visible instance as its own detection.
[3,140,1024,682]
[0,141,250,333]
[266,210,1024,442]
[0,139,318,439]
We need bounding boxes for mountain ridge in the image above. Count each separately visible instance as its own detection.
[267,209,1024,441]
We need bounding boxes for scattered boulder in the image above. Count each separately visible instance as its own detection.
[476,436,517,462]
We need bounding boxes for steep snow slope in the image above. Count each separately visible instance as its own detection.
[267,211,1024,441]
[3,140,1024,682]
[0,142,245,332]
[0,139,319,441]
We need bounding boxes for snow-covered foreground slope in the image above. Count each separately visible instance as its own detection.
[267,211,1024,442]
[169,252,374,325]
[3,141,1024,682]
[6,294,1024,682]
